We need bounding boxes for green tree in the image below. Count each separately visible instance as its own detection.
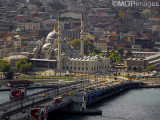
[5,70,14,79]
[126,50,132,58]
[16,60,32,74]
[49,1,65,10]
[69,39,81,51]
[31,0,43,7]
[69,39,101,55]
[89,53,97,56]
[118,48,124,56]
[147,65,155,72]
[35,1,43,7]
[110,49,116,55]
[16,59,27,70]
[118,56,123,63]
[84,40,95,54]
[94,48,102,55]
[106,50,110,57]
[99,53,104,57]
[0,60,11,72]
[109,54,119,63]
[109,49,119,63]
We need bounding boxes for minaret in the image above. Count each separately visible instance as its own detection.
[80,12,84,56]
[57,13,62,70]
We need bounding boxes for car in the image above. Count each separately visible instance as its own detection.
[22,110,26,113]
[157,75,160,78]
[152,74,157,77]
[54,97,62,103]
[72,85,76,90]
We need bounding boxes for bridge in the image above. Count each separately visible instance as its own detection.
[0,79,142,120]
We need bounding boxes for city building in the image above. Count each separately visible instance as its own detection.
[94,40,107,52]
[126,52,160,71]
[17,22,41,34]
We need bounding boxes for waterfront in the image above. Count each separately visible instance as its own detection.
[0,88,46,104]
[49,88,160,120]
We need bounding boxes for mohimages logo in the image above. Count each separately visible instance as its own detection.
[112,0,159,8]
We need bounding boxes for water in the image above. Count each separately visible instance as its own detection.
[49,88,160,120]
[0,88,46,104]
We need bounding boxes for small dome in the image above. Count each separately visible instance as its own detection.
[14,35,20,38]
[16,27,21,32]
[46,30,58,39]
[54,48,58,51]
[42,43,52,48]
[33,47,37,52]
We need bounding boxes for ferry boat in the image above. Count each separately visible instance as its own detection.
[10,87,27,100]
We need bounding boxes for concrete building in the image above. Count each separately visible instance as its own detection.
[94,40,107,52]
[126,52,160,71]
[17,22,41,34]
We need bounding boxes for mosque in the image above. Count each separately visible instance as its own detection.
[28,13,110,74]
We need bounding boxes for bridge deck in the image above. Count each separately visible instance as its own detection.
[0,79,142,120]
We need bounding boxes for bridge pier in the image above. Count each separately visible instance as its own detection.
[72,91,87,111]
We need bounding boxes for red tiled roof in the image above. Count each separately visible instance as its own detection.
[114,44,121,49]
[96,40,107,43]
[14,16,28,19]
[20,36,29,40]
[32,34,38,37]
[4,34,14,38]
[67,28,80,31]
[0,38,4,41]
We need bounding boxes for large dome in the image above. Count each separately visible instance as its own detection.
[46,30,58,39]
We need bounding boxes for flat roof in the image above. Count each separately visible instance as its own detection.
[30,58,57,62]
[144,53,160,60]
[149,58,160,64]
[5,55,26,59]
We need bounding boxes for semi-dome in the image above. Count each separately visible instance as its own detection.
[33,47,37,52]
[42,43,52,48]
[46,30,58,39]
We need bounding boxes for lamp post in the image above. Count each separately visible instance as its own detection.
[34,59,35,81]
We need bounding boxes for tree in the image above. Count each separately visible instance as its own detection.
[109,54,119,63]
[31,0,43,7]
[109,49,119,63]
[69,39,80,51]
[106,50,110,57]
[84,40,99,55]
[147,65,155,72]
[49,1,65,10]
[118,56,123,63]
[35,1,43,7]
[5,70,14,79]
[0,60,14,79]
[0,60,11,72]
[118,48,124,56]
[16,60,32,74]
[89,53,97,56]
[16,59,27,71]
[69,39,101,55]
[110,49,116,55]
[126,50,132,58]
[94,48,102,55]
[99,53,104,57]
